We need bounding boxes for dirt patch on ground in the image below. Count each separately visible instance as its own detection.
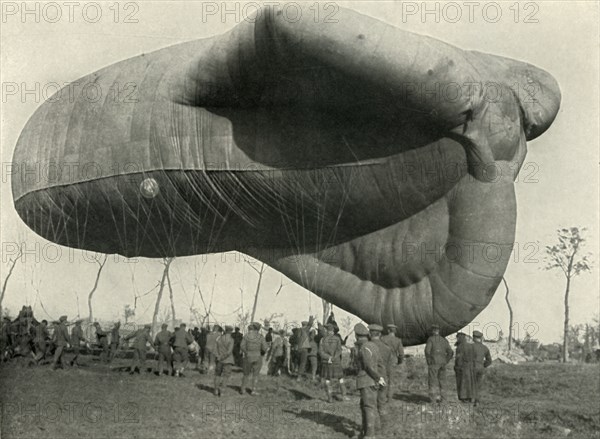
[1,356,598,438]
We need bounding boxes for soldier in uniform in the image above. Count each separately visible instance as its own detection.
[381,323,404,401]
[289,328,300,373]
[268,329,289,379]
[33,320,49,365]
[205,325,220,371]
[307,330,319,381]
[0,317,11,361]
[424,324,454,403]
[240,322,269,395]
[454,332,474,402]
[369,324,394,429]
[232,327,243,367]
[52,316,71,370]
[70,320,85,367]
[172,323,194,377]
[214,325,234,396]
[124,324,153,374]
[472,330,492,406]
[319,323,348,402]
[93,322,110,363]
[109,321,121,362]
[354,323,386,439]
[297,316,315,379]
[154,323,173,376]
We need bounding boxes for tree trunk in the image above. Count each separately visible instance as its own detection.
[563,276,571,363]
[87,255,108,323]
[322,299,331,325]
[152,259,171,337]
[166,261,176,328]
[583,324,590,362]
[502,277,513,351]
[250,263,265,323]
[0,256,20,318]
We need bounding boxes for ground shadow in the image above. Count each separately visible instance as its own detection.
[196,383,216,394]
[393,391,430,404]
[287,388,314,400]
[226,384,243,393]
[283,409,359,437]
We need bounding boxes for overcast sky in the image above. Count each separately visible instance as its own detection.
[1,1,598,344]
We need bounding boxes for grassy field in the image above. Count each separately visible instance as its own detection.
[0,355,598,439]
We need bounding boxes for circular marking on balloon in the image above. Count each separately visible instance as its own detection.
[140,178,160,199]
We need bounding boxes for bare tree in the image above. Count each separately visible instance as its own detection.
[30,265,53,321]
[151,258,173,336]
[236,310,251,334]
[166,258,176,328]
[322,299,332,325]
[502,277,513,351]
[247,261,266,323]
[544,227,592,362]
[245,260,291,324]
[123,304,135,323]
[567,324,584,360]
[591,314,600,351]
[0,246,22,317]
[262,312,284,330]
[189,259,214,326]
[88,254,108,323]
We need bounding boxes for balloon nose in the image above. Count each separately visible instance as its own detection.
[512,64,561,140]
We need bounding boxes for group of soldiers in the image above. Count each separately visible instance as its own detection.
[0,312,79,370]
[425,324,493,406]
[352,322,493,438]
[2,307,494,439]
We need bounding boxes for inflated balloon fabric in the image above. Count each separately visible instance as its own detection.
[12,6,560,344]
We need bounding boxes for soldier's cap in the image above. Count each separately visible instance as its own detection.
[368,324,383,333]
[251,322,261,330]
[161,323,168,329]
[354,323,370,336]
[59,315,68,322]
[431,324,440,330]
[456,332,467,338]
[472,330,483,338]
[224,325,233,333]
[386,324,397,329]
[325,323,335,330]
[75,319,83,323]
[180,323,186,327]
[144,324,151,329]
[279,329,285,335]
[301,321,308,326]
[93,322,100,326]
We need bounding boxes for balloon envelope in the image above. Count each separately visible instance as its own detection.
[11,6,560,344]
